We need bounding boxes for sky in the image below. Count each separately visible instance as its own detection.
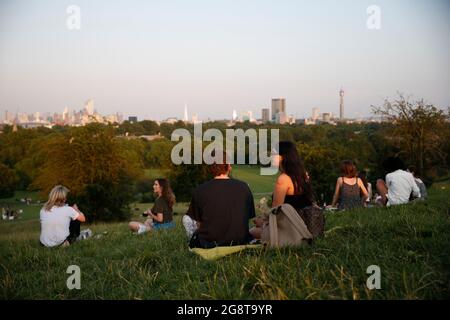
[0,0,449,121]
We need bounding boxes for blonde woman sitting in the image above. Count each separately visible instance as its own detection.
[39,185,87,247]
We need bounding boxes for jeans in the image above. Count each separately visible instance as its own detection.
[66,220,81,244]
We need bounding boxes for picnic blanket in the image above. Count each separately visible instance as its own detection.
[189,244,263,261]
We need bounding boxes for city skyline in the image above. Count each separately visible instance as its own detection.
[1,0,449,121]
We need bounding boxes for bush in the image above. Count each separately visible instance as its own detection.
[169,164,212,202]
[68,178,135,221]
[0,164,17,198]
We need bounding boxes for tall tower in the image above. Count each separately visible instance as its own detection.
[339,87,344,120]
[85,99,94,115]
[184,104,188,122]
[232,110,238,122]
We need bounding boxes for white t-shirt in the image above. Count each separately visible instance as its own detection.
[40,205,79,247]
[386,170,421,206]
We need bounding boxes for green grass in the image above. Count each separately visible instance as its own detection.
[144,165,277,195]
[231,165,278,195]
[0,175,449,299]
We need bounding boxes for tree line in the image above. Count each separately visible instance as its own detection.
[0,96,448,221]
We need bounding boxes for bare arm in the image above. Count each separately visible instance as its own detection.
[358,180,369,200]
[272,174,290,208]
[149,210,164,223]
[72,204,86,222]
[330,178,342,207]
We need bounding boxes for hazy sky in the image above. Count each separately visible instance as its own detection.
[0,0,449,121]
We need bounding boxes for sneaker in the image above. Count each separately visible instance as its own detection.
[249,238,261,245]
[77,229,94,241]
[137,224,149,235]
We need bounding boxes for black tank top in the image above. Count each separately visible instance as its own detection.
[283,194,312,210]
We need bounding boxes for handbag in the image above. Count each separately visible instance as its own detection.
[296,205,325,238]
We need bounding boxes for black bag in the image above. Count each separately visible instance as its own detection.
[296,206,325,238]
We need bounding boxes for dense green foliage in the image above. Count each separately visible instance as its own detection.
[0,163,17,198]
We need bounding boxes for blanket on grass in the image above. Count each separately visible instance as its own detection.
[189,244,263,261]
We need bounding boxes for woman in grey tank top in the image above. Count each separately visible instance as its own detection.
[329,160,369,210]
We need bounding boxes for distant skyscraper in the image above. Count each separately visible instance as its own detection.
[63,107,69,122]
[128,116,138,123]
[271,98,286,122]
[312,107,320,121]
[184,104,188,122]
[232,110,238,121]
[85,99,94,115]
[262,108,270,123]
[322,112,331,122]
[275,112,288,124]
[339,87,344,120]
[4,110,13,123]
[34,112,41,122]
[241,111,254,122]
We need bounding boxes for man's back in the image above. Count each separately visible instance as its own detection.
[187,179,255,247]
[386,169,420,206]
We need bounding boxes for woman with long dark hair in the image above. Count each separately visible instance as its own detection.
[250,141,315,239]
[271,140,315,208]
[129,178,176,234]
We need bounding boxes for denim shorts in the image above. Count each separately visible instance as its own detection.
[153,221,175,230]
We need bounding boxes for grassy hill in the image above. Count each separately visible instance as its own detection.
[0,176,449,299]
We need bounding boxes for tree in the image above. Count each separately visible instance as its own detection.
[168,164,212,202]
[372,94,449,178]
[144,139,174,168]
[0,164,17,198]
[32,125,143,221]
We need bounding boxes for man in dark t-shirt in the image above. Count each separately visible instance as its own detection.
[182,151,256,248]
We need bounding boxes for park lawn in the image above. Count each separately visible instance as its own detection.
[0,181,449,299]
[231,165,278,195]
[144,165,277,195]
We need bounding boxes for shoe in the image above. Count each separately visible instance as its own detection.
[137,224,148,235]
[77,229,94,241]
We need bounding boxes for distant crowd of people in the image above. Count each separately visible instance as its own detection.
[37,140,428,248]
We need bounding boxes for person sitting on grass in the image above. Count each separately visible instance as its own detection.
[39,185,87,247]
[249,140,317,240]
[129,178,176,234]
[407,165,428,200]
[329,160,369,210]
[376,157,421,206]
[182,150,256,248]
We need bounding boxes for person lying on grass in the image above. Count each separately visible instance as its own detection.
[39,185,87,248]
[182,150,256,248]
[129,178,176,234]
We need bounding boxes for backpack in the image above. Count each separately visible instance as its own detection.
[261,204,314,248]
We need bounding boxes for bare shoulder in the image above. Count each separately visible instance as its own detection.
[277,173,291,185]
